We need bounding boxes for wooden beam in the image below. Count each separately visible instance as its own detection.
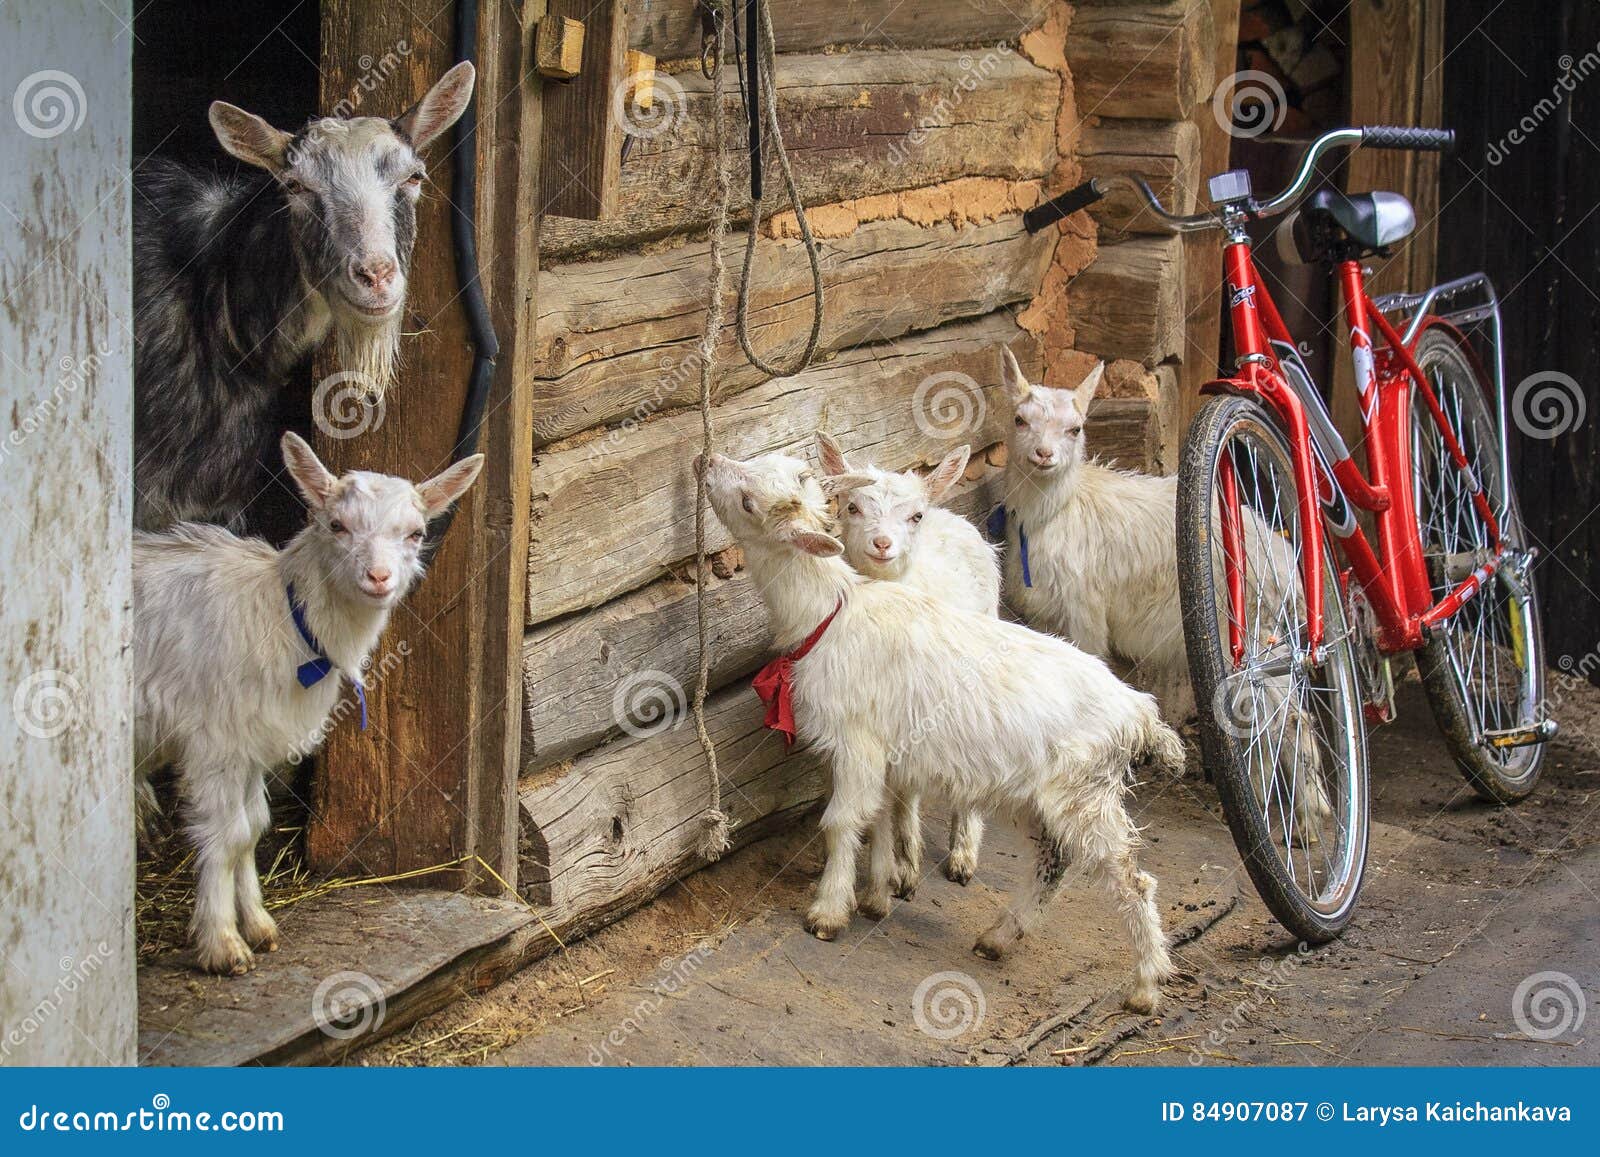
[308,2,538,887]
[1079,118,1201,238]
[525,313,1038,627]
[518,682,828,921]
[539,0,629,219]
[629,0,1052,59]
[533,214,1053,444]
[541,50,1057,257]
[1177,0,1240,434]
[535,16,585,80]
[1066,235,1187,366]
[1067,1,1217,122]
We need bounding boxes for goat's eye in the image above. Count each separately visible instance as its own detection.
[407,529,424,543]
[1014,416,1028,428]
[740,493,756,514]
[846,502,859,516]
[403,170,424,188]
[281,176,306,196]
[910,511,924,524]
[328,519,347,534]
[1068,426,1083,437]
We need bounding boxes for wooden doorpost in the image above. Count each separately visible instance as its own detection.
[307,0,540,890]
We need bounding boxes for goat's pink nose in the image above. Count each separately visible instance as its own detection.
[352,256,398,293]
[366,567,392,585]
[1033,448,1056,463]
[872,536,892,552]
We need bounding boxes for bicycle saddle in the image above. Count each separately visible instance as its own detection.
[1298,188,1416,252]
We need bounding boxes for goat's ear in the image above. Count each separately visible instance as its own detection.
[1000,346,1032,405]
[209,102,291,173]
[785,528,845,558]
[818,471,876,497]
[815,432,851,476]
[396,62,476,150]
[417,453,486,519]
[925,445,970,502]
[281,432,337,510]
[1075,360,1107,410]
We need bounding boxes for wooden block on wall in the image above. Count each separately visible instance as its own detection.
[1067,0,1217,121]
[539,0,629,219]
[1079,119,1201,237]
[536,16,586,80]
[1067,235,1186,366]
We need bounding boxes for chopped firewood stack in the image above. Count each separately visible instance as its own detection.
[1233,0,1347,134]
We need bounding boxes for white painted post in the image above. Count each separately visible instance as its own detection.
[0,1,137,1065]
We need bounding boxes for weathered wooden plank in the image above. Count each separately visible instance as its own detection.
[629,0,1052,58]
[526,313,1037,626]
[539,0,629,219]
[1067,235,1186,365]
[1079,119,1201,238]
[1066,0,1216,121]
[307,2,538,886]
[533,215,1054,444]
[542,50,1057,257]
[518,682,828,923]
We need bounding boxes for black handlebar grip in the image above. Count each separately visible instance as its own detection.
[1361,125,1456,153]
[1024,179,1106,234]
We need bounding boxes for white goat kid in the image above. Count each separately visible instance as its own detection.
[700,450,1179,1013]
[815,433,998,889]
[134,433,483,974]
[998,348,1195,722]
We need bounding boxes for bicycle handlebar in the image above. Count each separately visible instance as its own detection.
[1024,125,1458,235]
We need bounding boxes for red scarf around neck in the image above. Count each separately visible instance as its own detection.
[751,597,843,748]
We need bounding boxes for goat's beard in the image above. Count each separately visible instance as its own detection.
[332,310,402,398]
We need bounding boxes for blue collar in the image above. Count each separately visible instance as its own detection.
[986,505,1031,587]
[286,584,367,730]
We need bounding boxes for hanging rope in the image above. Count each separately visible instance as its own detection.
[734,0,825,378]
[690,2,739,861]
[689,1,827,861]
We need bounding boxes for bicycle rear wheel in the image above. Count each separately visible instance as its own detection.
[1178,395,1369,943]
[1410,328,1545,804]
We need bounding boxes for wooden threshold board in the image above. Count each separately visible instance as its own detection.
[138,889,533,1066]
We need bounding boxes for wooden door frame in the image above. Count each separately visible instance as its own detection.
[307,0,541,892]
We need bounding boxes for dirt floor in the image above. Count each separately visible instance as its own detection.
[355,673,1600,1067]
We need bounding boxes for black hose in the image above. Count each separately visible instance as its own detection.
[428,0,499,551]
[745,0,762,200]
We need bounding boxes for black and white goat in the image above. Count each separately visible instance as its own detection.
[131,64,474,529]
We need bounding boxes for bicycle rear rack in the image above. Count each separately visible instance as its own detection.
[1373,272,1511,517]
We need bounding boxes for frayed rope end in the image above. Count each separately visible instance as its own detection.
[698,810,734,861]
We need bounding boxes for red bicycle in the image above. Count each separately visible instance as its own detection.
[1029,127,1554,941]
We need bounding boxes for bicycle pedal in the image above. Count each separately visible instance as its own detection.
[1479,720,1558,749]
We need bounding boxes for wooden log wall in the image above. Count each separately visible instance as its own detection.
[517,0,1218,942]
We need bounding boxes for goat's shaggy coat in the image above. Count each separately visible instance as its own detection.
[816,434,999,888]
[998,348,1194,721]
[131,64,474,529]
[134,433,483,974]
[701,451,1178,1013]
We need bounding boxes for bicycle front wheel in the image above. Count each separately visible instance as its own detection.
[1410,328,1545,804]
[1178,395,1370,943]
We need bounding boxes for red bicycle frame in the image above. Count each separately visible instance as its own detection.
[1208,241,1506,663]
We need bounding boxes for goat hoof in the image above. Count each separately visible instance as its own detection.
[195,935,255,976]
[804,909,848,940]
[1123,987,1161,1016]
[241,914,280,952]
[944,861,974,886]
[971,937,1006,961]
[892,875,917,901]
[857,895,891,921]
